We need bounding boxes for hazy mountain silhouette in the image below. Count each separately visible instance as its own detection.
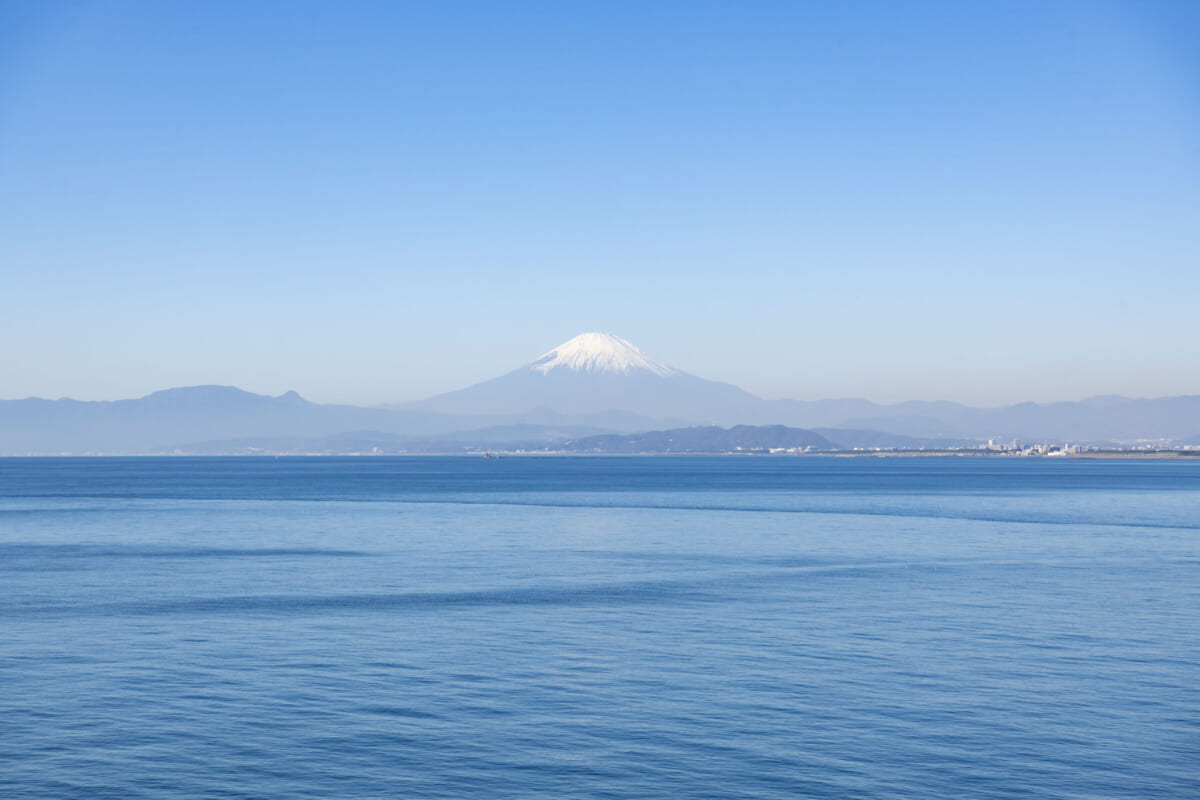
[4,333,1198,453]
[561,425,833,454]
[0,386,660,454]
[403,332,1200,442]
[404,333,761,420]
[151,423,616,456]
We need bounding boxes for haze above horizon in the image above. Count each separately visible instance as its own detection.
[2,1,1198,406]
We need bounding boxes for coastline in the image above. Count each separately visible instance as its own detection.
[3,450,1198,459]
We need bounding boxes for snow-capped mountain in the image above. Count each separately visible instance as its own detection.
[530,333,677,376]
[406,332,762,421]
[7,331,1200,452]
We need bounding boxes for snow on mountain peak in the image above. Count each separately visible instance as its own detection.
[530,332,677,377]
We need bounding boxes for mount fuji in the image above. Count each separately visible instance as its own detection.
[7,332,1199,454]
[406,332,762,422]
[400,333,1200,440]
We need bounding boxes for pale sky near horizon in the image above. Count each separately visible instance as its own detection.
[2,1,1198,407]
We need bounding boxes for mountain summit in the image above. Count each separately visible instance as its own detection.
[407,332,759,420]
[531,332,677,377]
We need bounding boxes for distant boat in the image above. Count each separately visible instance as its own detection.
[483,452,492,459]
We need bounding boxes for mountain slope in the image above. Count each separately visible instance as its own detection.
[407,332,762,421]
[0,383,679,455]
[562,425,833,453]
[401,333,1199,440]
[5,333,1198,452]
[820,395,1200,442]
[0,386,453,454]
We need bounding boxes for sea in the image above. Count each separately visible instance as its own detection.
[1,456,1197,799]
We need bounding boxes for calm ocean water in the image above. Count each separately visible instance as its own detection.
[1,456,1197,799]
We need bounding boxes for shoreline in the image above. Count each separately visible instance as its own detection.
[3,451,1199,459]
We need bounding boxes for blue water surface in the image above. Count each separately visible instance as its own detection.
[1,456,1198,799]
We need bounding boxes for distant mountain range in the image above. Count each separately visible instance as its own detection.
[399,333,1200,443]
[562,425,834,454]
[0,385,659,455]
[137,425,958,456]
[401,332,756,420]
[2,332,1197,454]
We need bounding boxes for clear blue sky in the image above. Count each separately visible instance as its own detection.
[2,0,1198,406]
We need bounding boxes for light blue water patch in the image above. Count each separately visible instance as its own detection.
[1,457,1198,799]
